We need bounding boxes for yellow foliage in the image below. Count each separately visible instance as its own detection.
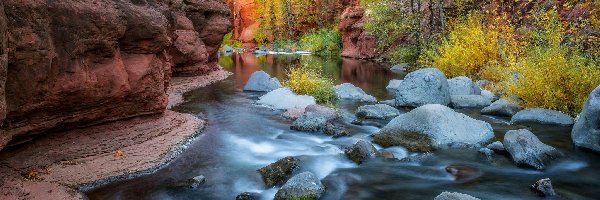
[283,66,336,105]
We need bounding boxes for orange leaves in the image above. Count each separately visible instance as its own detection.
[114,149,125,157]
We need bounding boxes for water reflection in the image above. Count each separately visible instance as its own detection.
[219,53,404,100]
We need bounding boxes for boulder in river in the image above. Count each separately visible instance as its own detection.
[291,112,328,132]
[511,108,574,126]
[373,104,494,151]
[448,76,476,95]
[324,123,349,138]
[187,175,206,188]
[480,90,497,101]
[344,140,381,164]
[450,95,492,109]
[334,83,377,102]
[356,104,402,120]
[282,107,306,120]
[305,104,337,120]
[386,79,402,94]
[257,88,316,110]
[503,129,562,170]
[243,71,282,92]
[531,178,557,197]
[478,147,494,159]
[434,191,481,200]
[258,156,299,187]
[572,85,600,153]
[390,64,407,73]
[481,99,522,117]
[395,68,451,107]
[274,171,325,200]
[236,192,260,200]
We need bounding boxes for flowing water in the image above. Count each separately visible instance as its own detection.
[87,53,600,200]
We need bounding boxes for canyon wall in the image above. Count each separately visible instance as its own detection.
[0,0,231,150]
[339,5,379,59]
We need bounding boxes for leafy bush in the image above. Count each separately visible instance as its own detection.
[283,64,337,105]
[298,28,342,56]
[221,32,243,48]
[273,39,299,51]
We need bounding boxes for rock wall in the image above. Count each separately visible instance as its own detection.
[231,0,260,48]
[339,6,380,59]
[0,0,231,150]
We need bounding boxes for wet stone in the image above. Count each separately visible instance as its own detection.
[258,156,299,187]
[531,178,557,197]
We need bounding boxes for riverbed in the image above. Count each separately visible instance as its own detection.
[87,53,600,200]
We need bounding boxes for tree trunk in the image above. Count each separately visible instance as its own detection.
[438,0,445,38]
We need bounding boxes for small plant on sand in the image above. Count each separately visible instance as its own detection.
[283,64,337,105]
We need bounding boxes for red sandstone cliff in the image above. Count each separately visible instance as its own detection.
[0,0,232,150]
[339,5,380,59]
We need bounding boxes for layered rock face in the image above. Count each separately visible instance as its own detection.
[230,0,260,48]
[339,6,380,59]
[0,0,231,150]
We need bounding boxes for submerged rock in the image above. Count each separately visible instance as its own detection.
[503,129,562,170]
[291,112,328,132]
[445,165,480,182]
[236,192,260,200]
[478,147,494,159]
[324,123,349,138]
[448,76,476,95]
[450,95,492,109]
[258,156,299,187]
[187,175,206,188]
[395,68,451,107]
[334,83,377,102]
[531,178,557,197]
[481,99,522,117]
[344,140,381,164]
[243,71,282,92]
[257,88,316,110]
[511,108,574,126]
[572,85,600,152]
[274,172,325,200]
[486,141,507,154]
[356,104,402,120]
[434,192,480,200]
[386,79,403,94]
[390,64,407,73]
[373,104,493,151]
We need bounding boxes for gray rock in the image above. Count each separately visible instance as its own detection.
[479,147,494,159]
[243,71,282,92]
[223,45,235,53]
[324,123,349,138]
[380,99,397,107]
[373,104,493,151]
[434,192,480,200]
[486,141,507,154]
[395,68,451,107]
[274,172,325,200]
[475,80,491,88]
[480,90,497,101]
[257,88,316,110]
[450,95,492,109]
[344,140,381,164]
[503,129,562,170]
[258,156,299,187]
[236,192,260,200]
[481,99,522,117]
[282,108,306,120]
[531,178,557,197]
[511,108,574,126]
[386,79,402,94]
[187,175,206,188]
[572,85,600,152]
[334,83,377,102]
[356,104,402,120]
[448,76,476,95]
[305,104,337,120]
[390,64,407,73]
[291,112,328,132]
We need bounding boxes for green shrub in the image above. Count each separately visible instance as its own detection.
[298,28,342,56]
[283,64,337,105]
[221,32,243,48]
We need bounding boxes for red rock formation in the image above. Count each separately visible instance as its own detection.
[339,6,380,59]
[0,0,232,150]
[231,0,260,48]
[0,1,7,126]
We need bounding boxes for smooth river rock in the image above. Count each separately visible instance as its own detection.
[572,85,600,152]
[344,140,381,164]
[448,76,476,95]
[450,95,492,109]
[531,178,557,197]
[291,112,328,132]
[258,156,299,187]
[395,68,451,107]
[334,83,377,102]
[503,129,562,170]
[257,88,316,110]
[274,172,325,200]
[373,104,494,151]
[434,192,480,200]
[386,79,402,94]
[481,99,522,117]
[511,108,574,126]
[243,71,282,92]
[356,104,401,120]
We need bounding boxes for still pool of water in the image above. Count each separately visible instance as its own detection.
[87,53,600,200]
